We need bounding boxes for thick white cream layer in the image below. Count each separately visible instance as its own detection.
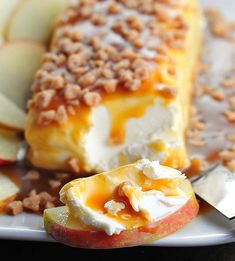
[66,189,125,236]
[84,99,183,172]
[136,159,186,180]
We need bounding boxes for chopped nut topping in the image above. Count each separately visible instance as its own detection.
[55,105,68,124]
[37,110,56,125]
[91,13,105,25]
[107,2,119,14]
[83,92,101,106]
[29,0,188,125]
[64,84,81,100]
[35,90,55,109]
[6,201,23,216]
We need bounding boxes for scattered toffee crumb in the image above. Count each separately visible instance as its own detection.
[6,201,23,216]
[23,170,40,181]
[205,7,235,39]
[48,179,62,189]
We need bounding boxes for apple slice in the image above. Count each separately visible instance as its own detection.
[0,93,26,131]
[0,0,19,39]
[0,40,45,110]
[0,128,23,163]
[0,174,19,212]
[0,33,3,45]
[5,0,68,44]
[44,179,199,249]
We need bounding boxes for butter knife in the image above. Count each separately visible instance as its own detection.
[191,164,235,219]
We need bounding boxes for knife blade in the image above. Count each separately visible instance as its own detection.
[191,164,235,219]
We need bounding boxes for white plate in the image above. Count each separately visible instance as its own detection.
[1,0,235,247]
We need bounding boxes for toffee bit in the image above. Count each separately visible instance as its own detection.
[229,96,235,110]
[22,195,41,213]
[55,105,68,125]
[6,201,23,216]
[37,110,56,125]
[23,170,40,181]
[223,110,235,123]
[83,91,101,106]
[29,189,37,197]
[218,150,235,162]
[39,192,55,203]
[191,119,205,131]
[226,160,235,172]
[205,7,234,39]
[210,90,225,101]
[67,157,80,173]
[107,2,119,14]
[48,179,62,189]
[229,135,235,143]
[55,172,71,181]
[155,84,178,99]
[221,78,235,88]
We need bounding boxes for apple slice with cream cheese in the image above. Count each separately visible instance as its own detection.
[44,160,199,248]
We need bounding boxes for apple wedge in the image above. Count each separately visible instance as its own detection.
[5,0,68,44]
[0,174,19,212]
[0,40,45,110]
[0,93,26,131]
[0,128,23,163]
[0,0,19,39]
[44,179,198,249]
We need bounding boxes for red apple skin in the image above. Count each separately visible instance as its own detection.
[0,159,15,166]
[44,193,199,249]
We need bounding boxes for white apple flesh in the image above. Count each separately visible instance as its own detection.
[0,174,19,212]
[0,128,23,163]
[0,0,19,40]
[0,40,45,110]
[0,93,26,131]
[5,0,68,44]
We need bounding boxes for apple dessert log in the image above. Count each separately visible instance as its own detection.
[26,0,202,174]
[44,159,199,249]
